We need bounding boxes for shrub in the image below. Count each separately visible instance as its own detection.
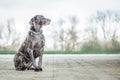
[105,39,120,52]
[81,40,101,52]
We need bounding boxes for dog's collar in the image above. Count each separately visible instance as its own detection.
[29,29,43,35]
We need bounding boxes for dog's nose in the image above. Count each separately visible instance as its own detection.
[48,19,51,22]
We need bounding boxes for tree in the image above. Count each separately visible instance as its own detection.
[95,11,107,40]
[57,19,65,51]
[53,16,79,51]
[83,10,120,52]
[87,10,120,41]
[52,18,66,51]
[65,16,78,51]
[0,19,20,50]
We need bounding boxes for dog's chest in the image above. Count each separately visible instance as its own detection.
[28,30,45,44]
[33,34,44,41]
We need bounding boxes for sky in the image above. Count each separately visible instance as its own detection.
[0,0,120,49]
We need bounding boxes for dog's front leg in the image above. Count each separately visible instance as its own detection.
[38,54,43,71]
[26,61,34,70]
[27,48,37,69]
[27,41,39,71]
[38,47,44,71]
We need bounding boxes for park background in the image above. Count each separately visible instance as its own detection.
[0,0,120,54]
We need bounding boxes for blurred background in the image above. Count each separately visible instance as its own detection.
[0,0,120,54]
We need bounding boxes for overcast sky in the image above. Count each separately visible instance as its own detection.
[0,0,119,29]
[0,0,120,49]
[0,0,119,22]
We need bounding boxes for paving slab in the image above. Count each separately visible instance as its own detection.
[0,54,120,80]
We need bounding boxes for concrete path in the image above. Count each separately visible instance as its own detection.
[0,54,120,80]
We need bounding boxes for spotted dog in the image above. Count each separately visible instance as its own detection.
[14,15,51,71]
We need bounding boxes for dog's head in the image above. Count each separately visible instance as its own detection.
[29,15,51,32]
[14,54,26,71]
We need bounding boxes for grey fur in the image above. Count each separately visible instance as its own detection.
[13,15,51,71]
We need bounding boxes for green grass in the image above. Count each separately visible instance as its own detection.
[0,50,120,54]
[0,50,16,54]
[45,51,120,54]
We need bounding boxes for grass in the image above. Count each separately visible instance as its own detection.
[0,50,16,54]
[45,51,120,54]
[0,50,120,54]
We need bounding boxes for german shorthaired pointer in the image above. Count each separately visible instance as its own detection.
[13,15,51,71]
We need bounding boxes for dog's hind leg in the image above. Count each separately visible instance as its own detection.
[27,61,34,70]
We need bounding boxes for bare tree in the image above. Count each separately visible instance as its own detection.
[0,19,20,50]
[84,10,120,52]
[53,16,79,51]
[87,10,120,41]
[65,16,78,51]
[52,19,65,50]
[57,19,65,51]
[95,11,107,40]
[0,24,3,39]
[86,17,98,41]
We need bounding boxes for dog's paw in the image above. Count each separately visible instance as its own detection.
[27,67,34,70]
[34,68,40,72]
[34,67,42,72]
[39,68,43,71]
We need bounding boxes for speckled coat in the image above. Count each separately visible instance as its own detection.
[14,29,45,70]
[14,15,51,71]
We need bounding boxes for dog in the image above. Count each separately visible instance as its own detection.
[13,15,51,71]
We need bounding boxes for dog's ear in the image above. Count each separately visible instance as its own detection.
[29,18,34,26]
